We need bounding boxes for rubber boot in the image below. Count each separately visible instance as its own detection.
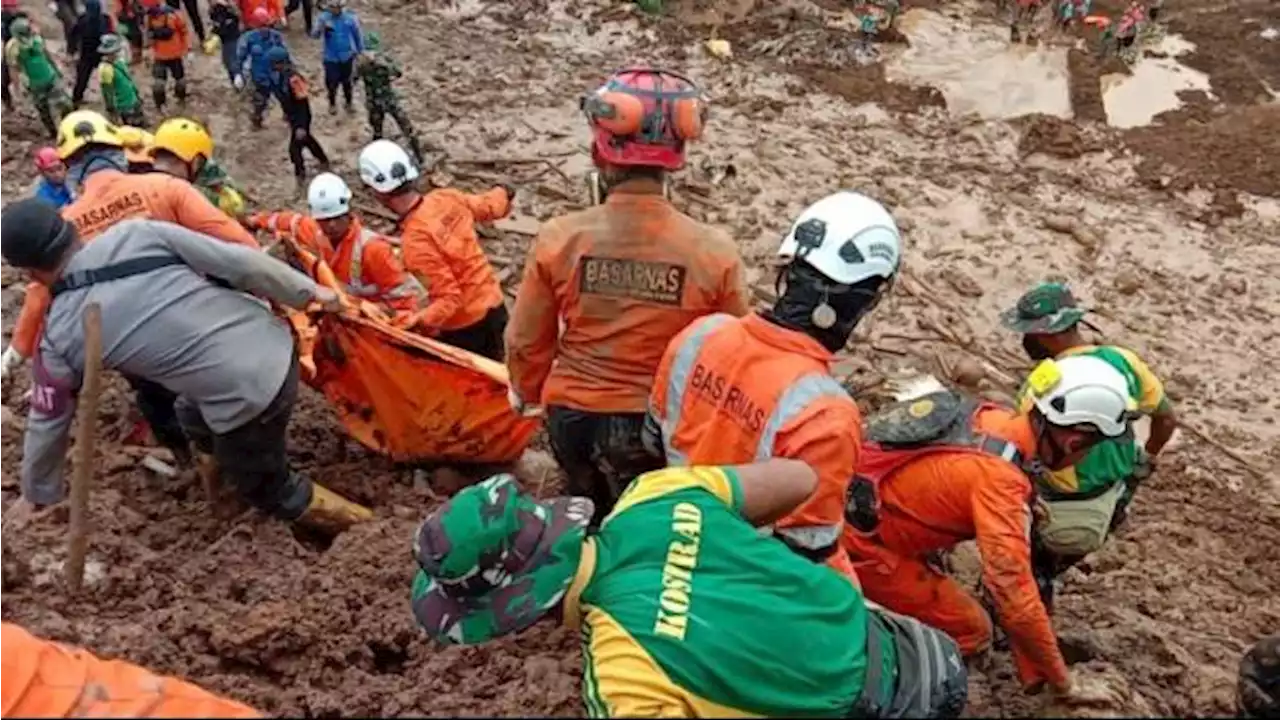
[152,84,166,111]
[292,482,373,534]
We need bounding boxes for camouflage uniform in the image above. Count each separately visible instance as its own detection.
[4,24,72,137]
[355,32,424,164]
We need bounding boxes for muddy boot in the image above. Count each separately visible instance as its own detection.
[194,451,220,501]
[152,84,166,111]
[407,135,426,166]
[293,482,373,534]
[294,173,307,197]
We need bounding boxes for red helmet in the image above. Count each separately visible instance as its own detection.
[582,67,706,171]
[33,147,63,171]
[248,6,272,27]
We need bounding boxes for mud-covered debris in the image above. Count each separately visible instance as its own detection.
[1113,271,1143,295]
[1041,215,1101,251]
[705,38,733,59]
[940,267,983,298]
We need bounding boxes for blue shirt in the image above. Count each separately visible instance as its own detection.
[310,9,362,63]
[236,28,287,84]
[34,178,74,210]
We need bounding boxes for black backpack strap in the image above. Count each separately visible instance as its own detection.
[51,256,184,297]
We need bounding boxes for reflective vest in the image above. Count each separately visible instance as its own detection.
[344,226,425,302]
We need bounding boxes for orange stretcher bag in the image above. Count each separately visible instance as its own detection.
[281,239,540,464]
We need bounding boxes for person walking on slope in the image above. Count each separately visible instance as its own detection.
[839,355,1139,706]
[310,0,360,114]
[648,190,901,583]
[143,0,191,109]
[97,33,146,125]
[4,17,73,137]
[507,67,749,527]
[1001,282,1178,607]
[1,0,29,111]
[234,7,286,127]
[150,116,249,217]
[264,46,330,191]
[358,139,513,359]
[410,460,970,718]
[1,199,375,535]
[31,147,76,210]
[356,31,424,164]
[114,0,146,63]
[207,0,240,84]
[246,173,430,321]
[67,0,115,106]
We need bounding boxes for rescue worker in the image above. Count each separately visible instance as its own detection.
[117,124,158,173]
[208,0,240,84]
[507,67,749,527]
[0,111,257,456]
[839,355,1139,705]
[97,33,146,126]
[0,0,27,111]
[32,147,76,210]
[1002,282,1178,604]
[233,6,286,128]
[68,0,114,106]
[411,459,969,718]
[2,622,263,718]
[265,46,330,191]
[310,0,361,114]
[245,172,429,321]
[648,190,901,581]
[355,31,424,164]
[143,0,191,110]
[1240,635,1280,719]
[4,17,73,137]
[1,198,374,534]
[150,116,248,217]
[358,138,513,359]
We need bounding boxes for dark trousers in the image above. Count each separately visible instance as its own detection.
[2,59,11,109]
[218,35,238,83]
[151,57,187,108]
[179,0,204,41]
[71,51,100,105]
[285,0,312,30]
[126,375,192,464]
[436,304,508,361]
[287,123,329,178]
[322,58,353,107]
[250,80,271,126]
[174,356,312,519]
[546,406,665,527]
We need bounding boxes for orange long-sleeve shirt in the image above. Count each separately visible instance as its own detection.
[397,186,509,333]
[867,407,1068,688]
[144,7,189,61]
[10,169,259,357]
[506,189,750,413]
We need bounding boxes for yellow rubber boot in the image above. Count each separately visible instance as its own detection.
[294,483,374,534]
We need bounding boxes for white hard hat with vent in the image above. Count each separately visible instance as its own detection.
[1027,354,1137,438]
[777,191,902,286]
[307,172,352,220]
[358,139,419,194]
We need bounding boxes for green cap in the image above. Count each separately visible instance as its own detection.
[410,474,593,646]
[1000,282,1087,334]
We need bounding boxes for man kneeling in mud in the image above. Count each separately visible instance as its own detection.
[410,458,968,719]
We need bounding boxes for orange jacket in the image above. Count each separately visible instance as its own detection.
[10,169,259,357]
[237,0,284,23]
[1,622,262,718]
[396,186,509,333]
[144,7,189,61]
[845,406,1067,688]
[506,190,749,413]
[649,312,861,580]
[247,210,427,320]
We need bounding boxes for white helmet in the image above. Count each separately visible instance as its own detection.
[1028,355,1136,438]
[358,139,419,194]
[777,191,902,286]
[307,172,352,220]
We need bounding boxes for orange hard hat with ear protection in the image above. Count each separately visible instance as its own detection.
[582,67,707,171]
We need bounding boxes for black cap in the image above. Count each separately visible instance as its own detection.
[1,198,77,271]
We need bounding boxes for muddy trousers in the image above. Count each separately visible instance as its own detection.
[322,58,353,108]
[436,304,508,361]
[125,375,194,465]
[368,99,423,163]
[287,125,329,180]
[71,51,101,106]
[218,36,239,83]
[174,358,314,520]
[285,0,312,30]
[151,58,187,109]
[2,59,10,110]
[29,84,73,137]
[179,0,205,42]
[546,406,665,527]
[250,81,271,126]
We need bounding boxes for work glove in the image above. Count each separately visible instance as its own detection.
[233,74,245,90]
[1,345,28,382]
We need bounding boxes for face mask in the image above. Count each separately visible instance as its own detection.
[1022,334,1055,361]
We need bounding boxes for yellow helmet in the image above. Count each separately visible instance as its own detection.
[153,117,215,164]
[117,126,156,165]
[55,110,124,160]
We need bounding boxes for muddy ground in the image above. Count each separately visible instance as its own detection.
[3,0,1280,716]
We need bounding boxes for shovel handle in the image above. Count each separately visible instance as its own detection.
[66,303,103,594]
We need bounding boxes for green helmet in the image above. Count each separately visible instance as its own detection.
[410,474,593,646]
[364,30,381,52]
[1000,282,1088,335]
[10,17,32,37]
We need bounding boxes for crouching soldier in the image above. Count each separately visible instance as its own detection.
[1,198,374,535]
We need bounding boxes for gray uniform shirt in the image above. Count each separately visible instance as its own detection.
[22,218,322,505]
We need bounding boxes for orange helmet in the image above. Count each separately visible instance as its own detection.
[581,67,706,171]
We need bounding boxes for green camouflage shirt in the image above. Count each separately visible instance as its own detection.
[356,53,401,107]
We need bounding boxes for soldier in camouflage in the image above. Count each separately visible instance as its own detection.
[355,31,424,165]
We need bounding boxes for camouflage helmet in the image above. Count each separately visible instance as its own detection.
[410,474,593,646]
[364,30,382,52]
[1000,282,1088,335]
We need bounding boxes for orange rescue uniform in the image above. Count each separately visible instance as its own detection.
[2,622,263,718]
[144,8,189,61]
[10,169,259,358]
[507,190,750,412]
[649,312,861,581]
[840,406,1069,689]
[246,210,427,321]
[397,186,509,333]
[237,0,284,23]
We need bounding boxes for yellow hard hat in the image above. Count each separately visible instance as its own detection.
[56,110,124,160]
[117,126,156,165]
[153,117,215,164]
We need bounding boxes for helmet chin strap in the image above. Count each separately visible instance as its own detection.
[1031,410,1068,470]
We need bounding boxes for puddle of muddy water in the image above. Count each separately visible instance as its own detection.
[1100,35,1215,129]
[886,9,1072,121]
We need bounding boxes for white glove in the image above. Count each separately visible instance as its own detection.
[233,75,245,90]
[1,345,28,382]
